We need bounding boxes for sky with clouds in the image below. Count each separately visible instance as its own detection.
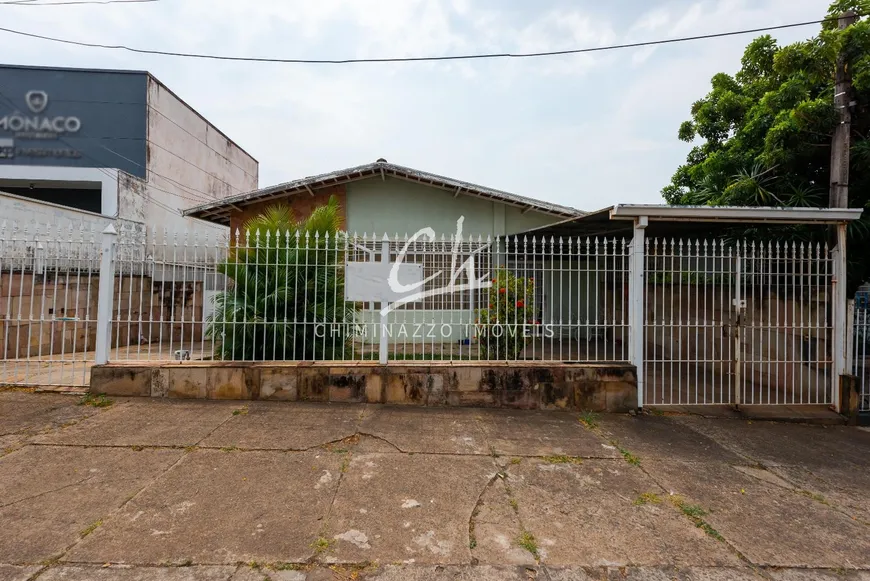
[0,0,829,212]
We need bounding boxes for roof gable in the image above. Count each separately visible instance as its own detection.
[183,161,584,226]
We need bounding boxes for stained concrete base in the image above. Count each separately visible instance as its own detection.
[89,361,638,412]
[1,391,869,580]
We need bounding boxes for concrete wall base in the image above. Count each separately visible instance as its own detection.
[90,361,638,412]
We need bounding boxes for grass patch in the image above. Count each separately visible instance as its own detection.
[311,536,332,554]
[340,457,350,473]
[799,490,829,505]
[272,562,308,571]
[678,503,707,518]
[79,393,112,408]
[517,531,539,558]
[79,519,102,538]
[328,563,377,579]
[219,446,238,452]
[232,406,249,416]
[510,457,522,465]
[509,498,519,510]
[669,495,723,541]
[578,411,599,429]
[542,455,583,465]
[633,492,662,506]
[611,441,640,466]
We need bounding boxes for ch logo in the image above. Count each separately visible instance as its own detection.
[25,91,48,114]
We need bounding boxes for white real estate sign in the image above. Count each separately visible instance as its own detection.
[345,262,424,303]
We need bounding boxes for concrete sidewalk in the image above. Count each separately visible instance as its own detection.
[1,391,868,581]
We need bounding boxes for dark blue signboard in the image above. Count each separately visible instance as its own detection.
[0,65,147,178]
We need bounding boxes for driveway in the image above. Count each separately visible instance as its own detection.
[1,390,869,580]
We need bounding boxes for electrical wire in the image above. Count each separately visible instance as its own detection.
[0,15,855,65]
[0,0,158,5]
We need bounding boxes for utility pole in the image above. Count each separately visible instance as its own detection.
[830,10,858,208]
[830,10,858,413]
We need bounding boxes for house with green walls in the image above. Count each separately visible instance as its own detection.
[183,158,582,237]
[183,159,585,349]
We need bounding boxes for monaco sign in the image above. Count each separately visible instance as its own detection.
[0,90,82,137]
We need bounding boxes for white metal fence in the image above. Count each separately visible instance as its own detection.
[0,220,845,412]
[854,305,870,412]
[0,224,630,386]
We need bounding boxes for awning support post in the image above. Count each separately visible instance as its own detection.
[832,222,848,412]
[630,216,648,409]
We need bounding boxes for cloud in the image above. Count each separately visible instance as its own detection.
[0,0,834,213]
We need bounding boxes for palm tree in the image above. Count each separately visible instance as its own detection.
[207,196,355,360]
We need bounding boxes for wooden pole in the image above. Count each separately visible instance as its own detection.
[830,10,858,412]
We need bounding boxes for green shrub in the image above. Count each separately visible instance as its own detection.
[476,268,535,360]
[207,197,356,361]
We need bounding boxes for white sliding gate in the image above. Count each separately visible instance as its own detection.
[644,238,833,406]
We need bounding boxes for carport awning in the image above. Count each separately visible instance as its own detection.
[512,205,865,240]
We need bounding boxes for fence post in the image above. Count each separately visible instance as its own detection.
[379,234,390,365]
[95,224,118,365]
[630,216,648,408]
[832,222,848,412]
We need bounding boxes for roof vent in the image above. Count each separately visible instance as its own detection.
[376,157,387,163]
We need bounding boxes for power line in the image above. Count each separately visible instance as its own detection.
[0,16,852,65]
[0,0,158,5]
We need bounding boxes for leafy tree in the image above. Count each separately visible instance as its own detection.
[663,0,870,291]
[207,197,355,360]
[477,269,535,360]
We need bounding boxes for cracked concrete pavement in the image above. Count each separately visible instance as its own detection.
[1,391,869,580]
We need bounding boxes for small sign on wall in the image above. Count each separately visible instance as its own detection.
[345,262,424,303]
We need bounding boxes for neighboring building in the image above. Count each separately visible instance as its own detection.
[182,159,582,237]
[0,64,258,238]
[0,64,259,361]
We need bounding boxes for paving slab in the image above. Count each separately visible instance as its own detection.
[67,449,342,565]
[471,477,535,566]
[357,564,537,580]
[36,565,237,580]
[0,564,42,581]
[767,463,870,524]
[0,392,100,437]
[640,459,870,568]
[766,570,870,581]
[357,407,489,455]
[597,567,763,580]
[477,410,618,458]
[0,445,182,563]
[200,402,363,451]
[324,452,496,564]
[673,418,870,469]
[508,459,739,567]
[595,415,744,464]
[33,399,237,447]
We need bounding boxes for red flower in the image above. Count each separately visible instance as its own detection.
[492,278,497,283]
[516,300,525,308]
[499,288,506,294]
[489,304,493,308]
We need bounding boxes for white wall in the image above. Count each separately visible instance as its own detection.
[146,76,258,236]
[0,190,144,244]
